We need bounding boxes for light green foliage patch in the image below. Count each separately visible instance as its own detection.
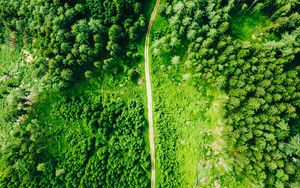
[230,12,277,43]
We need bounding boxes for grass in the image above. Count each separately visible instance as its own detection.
[154,77,211,187]
[230,11,277,43]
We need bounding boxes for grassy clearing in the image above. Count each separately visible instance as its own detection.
[230,12,277,43]
[27,71,153,186]
[153,75,209,186]
[152,56,235,187]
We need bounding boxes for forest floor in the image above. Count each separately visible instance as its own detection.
[144,0,160,187]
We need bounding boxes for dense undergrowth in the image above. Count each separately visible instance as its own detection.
[0,91,150,187]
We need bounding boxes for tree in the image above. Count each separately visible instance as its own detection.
[187,29,197,41]
[133,3,142,14]
[85,70,93,78]
[170,35,180,48]
[171,56,180,69]
[285,135,300,156]
[88,19,102,33]
[173,2,184,14]
[60,69,73,81]
[108,24,122,42]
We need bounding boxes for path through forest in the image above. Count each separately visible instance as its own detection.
[145,0,160,187]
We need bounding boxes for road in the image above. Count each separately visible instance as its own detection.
[144,0,160,188]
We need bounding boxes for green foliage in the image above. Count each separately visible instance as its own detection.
[0,94,150,187]
[230,12,273,42]
[0,0,151,186]
[155,0,300,186]
[151,6,233,187]
[0,0,148,87]
[1,0,300,187]
[0,46,42,144]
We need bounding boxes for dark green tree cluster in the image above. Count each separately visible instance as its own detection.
[0,21,4,43]
[0,94,150,187]
[0,0,147,88]
[158,0,300,186]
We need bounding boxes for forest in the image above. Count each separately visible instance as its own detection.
[0,0,151,187]
[0,0,300,187]
[151,0,300,187]
[0,0,148,87]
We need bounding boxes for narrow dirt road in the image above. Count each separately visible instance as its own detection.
[144,0,160,187]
